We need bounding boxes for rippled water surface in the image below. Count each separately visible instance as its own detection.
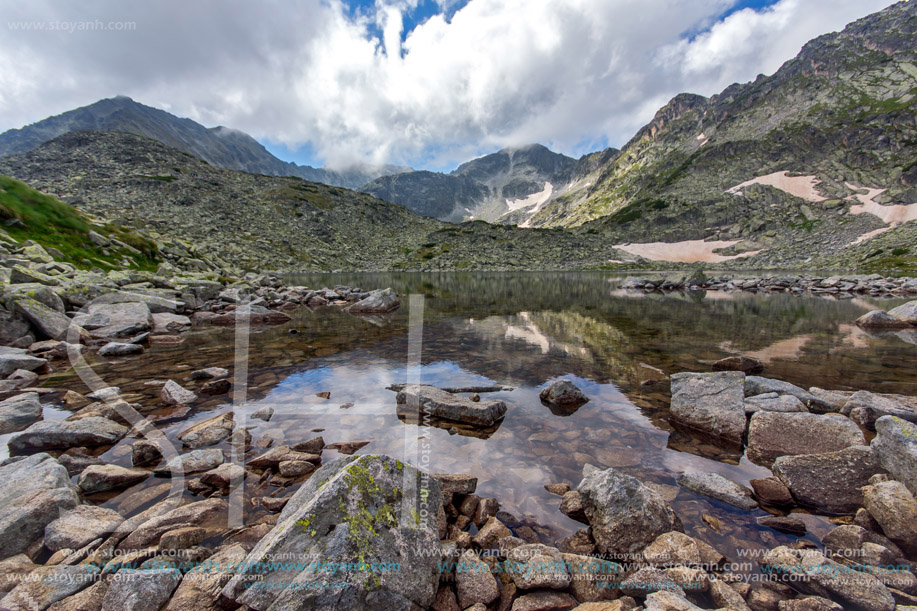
[28,272,917,562]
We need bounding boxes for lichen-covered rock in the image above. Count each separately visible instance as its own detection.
[668,371,746,445]
[577,466,681,555]
[222,455,442,610]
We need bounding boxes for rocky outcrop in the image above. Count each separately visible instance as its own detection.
[221,455,442,610]
[577,466,681,555]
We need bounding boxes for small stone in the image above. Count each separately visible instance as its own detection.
[160,380,197,405]
[200,378,231,395]
[191,367,229,380]
[159,526,206,550]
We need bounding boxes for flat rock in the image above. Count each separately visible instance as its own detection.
[247,446,320,469]
[221,455,441,610]
[344,288,400,313]
[510,591,577,611]
[177,412,234,448]
[161,380,197,405]
[77,301,152,339]
[577,466,681,555]
[713,356,764,375]
[396,384,507,426]
[872,416,917,496]
[744,392,806,414]
[856,310,912,328]
[8,417,128,453]
[44,505,124,551]
[0,346,47,378]
[756,516,807,536]
[154,449,224,476]
[0,392,42,434]
[889,300,917,325]
[117,498,227,551]
[78,464,149,494]
[745,376,832,412]
[644,590,705,611]
[759,546,894,611]
[0,453,80,559]
[772,445,884,514]
[101,568,182,611]
[668,371,746,445]
[675,472,757,510]
[746,412,865,467]
[98,341,144,356]
[200,463,245,488]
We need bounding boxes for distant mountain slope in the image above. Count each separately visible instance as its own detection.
[0,131,620,272]
[527,0,917,267]
[0,96,408,189]
[361,144,589,224]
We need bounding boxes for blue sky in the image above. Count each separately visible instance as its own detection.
[0,0,897,171]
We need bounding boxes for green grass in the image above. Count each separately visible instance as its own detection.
[0,175,159,271]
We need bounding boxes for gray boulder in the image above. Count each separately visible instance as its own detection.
[13,296,73,340]
[759,546,894,611]
[396,384,507,426]
[856,310,912,328]
[222,455,442,610]
[455,549,499,608]
[675,472,757,510]
[161,379,197,405]
[889,300,917,325]
[76,301,152,339]
[177,412,234,448]
[0,453,80,559]
[862,480,917,555]
[162,543,246,610]
[101,568,182,611]
[872,416,917,496]
[577,466,681,555]
[744,392,806,414]
[8,417,128,453]
[745,376,832,412]
[669,371,746,445]
[345,288,400,313]
[0,392,42,434]
[0,346,46,377]
[746,412,865,467]
[116,498,226,552]
[151,313,191,335]
[843,391,916,428]
[772,445,884,514]
[506,544,571,590]
[44,504,124,551]
[78,464,150,494]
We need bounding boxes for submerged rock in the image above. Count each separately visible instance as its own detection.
[396,384,507,426]
[675,472,757,510]
[577,466,681,555]
[713,355,764,375]
[221,455,442,610]
[668,371,746,445]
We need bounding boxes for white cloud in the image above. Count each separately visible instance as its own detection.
[0,0,899,169]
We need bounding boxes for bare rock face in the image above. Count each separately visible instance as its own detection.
[221,455,442,610]
[746,412,865,467]
[0,453,80,560]
[668,371,746,445]
[772,445,885,514]
[396,384,507,426]
[577,466,681,556]
[759,546,894,611]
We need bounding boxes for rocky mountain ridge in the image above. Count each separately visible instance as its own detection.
[0,96,408,190]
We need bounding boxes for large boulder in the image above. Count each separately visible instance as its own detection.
[8,417,128,453]
[345,288,400,313]
[576,466,681,555]
[12,296,73,340]
[222,455,442,610]
[0,454,80,559]
[872,416,917,496]
[0,392,42,434]
[44,504,124,551]
[842,391,916,428]
[772,446,884,514]
[74,301,152,339]
[396,384,507,426]
[0,346,46,378]
[746,412,865,467]
[888,300,917,325]
[668,371,746,445]
[759,546,894,611]
[862,480,917,555]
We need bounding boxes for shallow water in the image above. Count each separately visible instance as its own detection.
[26,272,917,566]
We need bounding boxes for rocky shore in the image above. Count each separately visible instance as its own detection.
[622,273,917,297]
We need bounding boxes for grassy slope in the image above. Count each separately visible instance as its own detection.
[0,175,159,271]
